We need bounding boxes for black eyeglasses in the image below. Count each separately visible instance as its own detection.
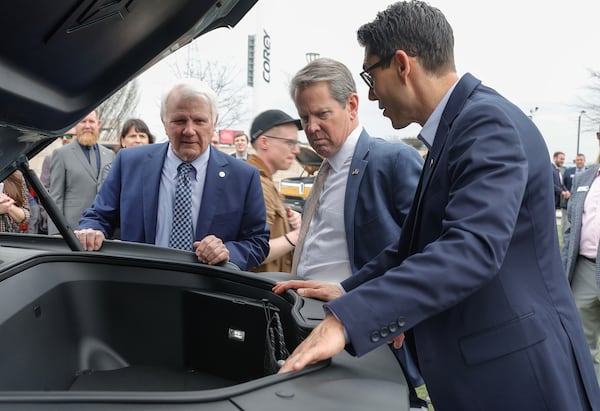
[263,135,299,149]
[360,54,395,89]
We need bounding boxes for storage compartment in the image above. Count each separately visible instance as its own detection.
[0,261,304,392]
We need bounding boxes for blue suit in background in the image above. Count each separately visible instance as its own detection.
[79,143,269,271]
[330,74,600,409]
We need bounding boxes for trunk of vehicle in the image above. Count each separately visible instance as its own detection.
[0,253,309,392]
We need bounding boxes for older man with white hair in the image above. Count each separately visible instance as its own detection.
[76,80,269,271]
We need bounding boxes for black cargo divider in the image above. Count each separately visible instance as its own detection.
[182,289,280,383]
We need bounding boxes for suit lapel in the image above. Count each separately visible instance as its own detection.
[196,148,228,239]
[344,131,369,271]
[71,143,96,180]
[407,73,481,252]
[142,144,168,242]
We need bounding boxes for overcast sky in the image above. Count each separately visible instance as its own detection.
[137,0,600,164]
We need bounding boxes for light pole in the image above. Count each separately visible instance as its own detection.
[305,52,320,63]
[576,110,586,155]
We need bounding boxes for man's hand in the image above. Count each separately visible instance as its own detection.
[194,235,230,265]
[278,314,346,373]
[74,228,106,251]
[389,333,405,349]
[272,280,343,302]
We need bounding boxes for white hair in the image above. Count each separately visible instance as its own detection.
[160,78,219,123]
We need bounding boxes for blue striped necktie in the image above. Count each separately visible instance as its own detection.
[169,162,194,251]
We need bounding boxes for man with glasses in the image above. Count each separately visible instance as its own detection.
[247,109,303,273]
[277,2,600,409]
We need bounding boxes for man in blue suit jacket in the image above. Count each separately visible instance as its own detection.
[276,57,425,408]
[278,2,600,409]
[76,80,269,271]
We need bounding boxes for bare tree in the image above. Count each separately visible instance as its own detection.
[169,42,250,129]
[579,70,600,132]
[97,79,141,143]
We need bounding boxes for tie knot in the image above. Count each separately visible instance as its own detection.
[178,162,194,176]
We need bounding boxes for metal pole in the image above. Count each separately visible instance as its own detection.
[576,110,586,154]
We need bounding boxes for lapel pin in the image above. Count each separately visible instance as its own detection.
[352,169,360,175]
[429,159,434,168]
[218,171,225,178]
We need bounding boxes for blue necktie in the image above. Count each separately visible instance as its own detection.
[169,162,194,251]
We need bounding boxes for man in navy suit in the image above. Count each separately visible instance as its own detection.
[274,57,425,408]
[277,2,600,409]
[76,80,269,271]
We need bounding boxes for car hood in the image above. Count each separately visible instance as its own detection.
[296,144,323,175]
[0,0,257,181]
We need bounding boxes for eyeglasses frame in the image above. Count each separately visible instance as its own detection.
[262,135,299,149]
[359,53,396,89]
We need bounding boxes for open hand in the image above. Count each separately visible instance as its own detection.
[272,279,343,302]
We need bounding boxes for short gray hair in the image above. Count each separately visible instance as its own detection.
[289,58,356,108]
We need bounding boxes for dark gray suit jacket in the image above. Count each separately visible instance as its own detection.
[561,164,600,286]
[48,142,114,234]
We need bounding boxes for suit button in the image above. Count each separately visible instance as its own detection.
[370,331,381,342]
[397,317,406,328]
[379,327,389,338]
[388,322,398,333]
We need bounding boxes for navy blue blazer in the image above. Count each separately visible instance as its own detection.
[79,143,269,271]
[344,130,423,273]
[329,74,600,409]
[552,164,564,208]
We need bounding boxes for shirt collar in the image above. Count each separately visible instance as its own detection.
[327,124,362,172]
[166,143,209,182]
[419,77,461,149]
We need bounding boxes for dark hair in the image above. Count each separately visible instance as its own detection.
[2,171,26,207]
[357,0,455,75]
[120,118,155,147]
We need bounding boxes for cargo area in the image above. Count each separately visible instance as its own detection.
[0,259,304,392]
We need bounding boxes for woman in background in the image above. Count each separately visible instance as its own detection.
[100,118,155,240]
[118,118,155,150]
[0,171,30,232]
[101,118,155,184]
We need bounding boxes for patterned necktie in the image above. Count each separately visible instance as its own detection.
[291,160,330,274]
[169,162,194,251]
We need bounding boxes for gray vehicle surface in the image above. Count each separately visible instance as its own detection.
[0,1,410,409]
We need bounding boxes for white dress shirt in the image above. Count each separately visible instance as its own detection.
[296,126,362,283]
